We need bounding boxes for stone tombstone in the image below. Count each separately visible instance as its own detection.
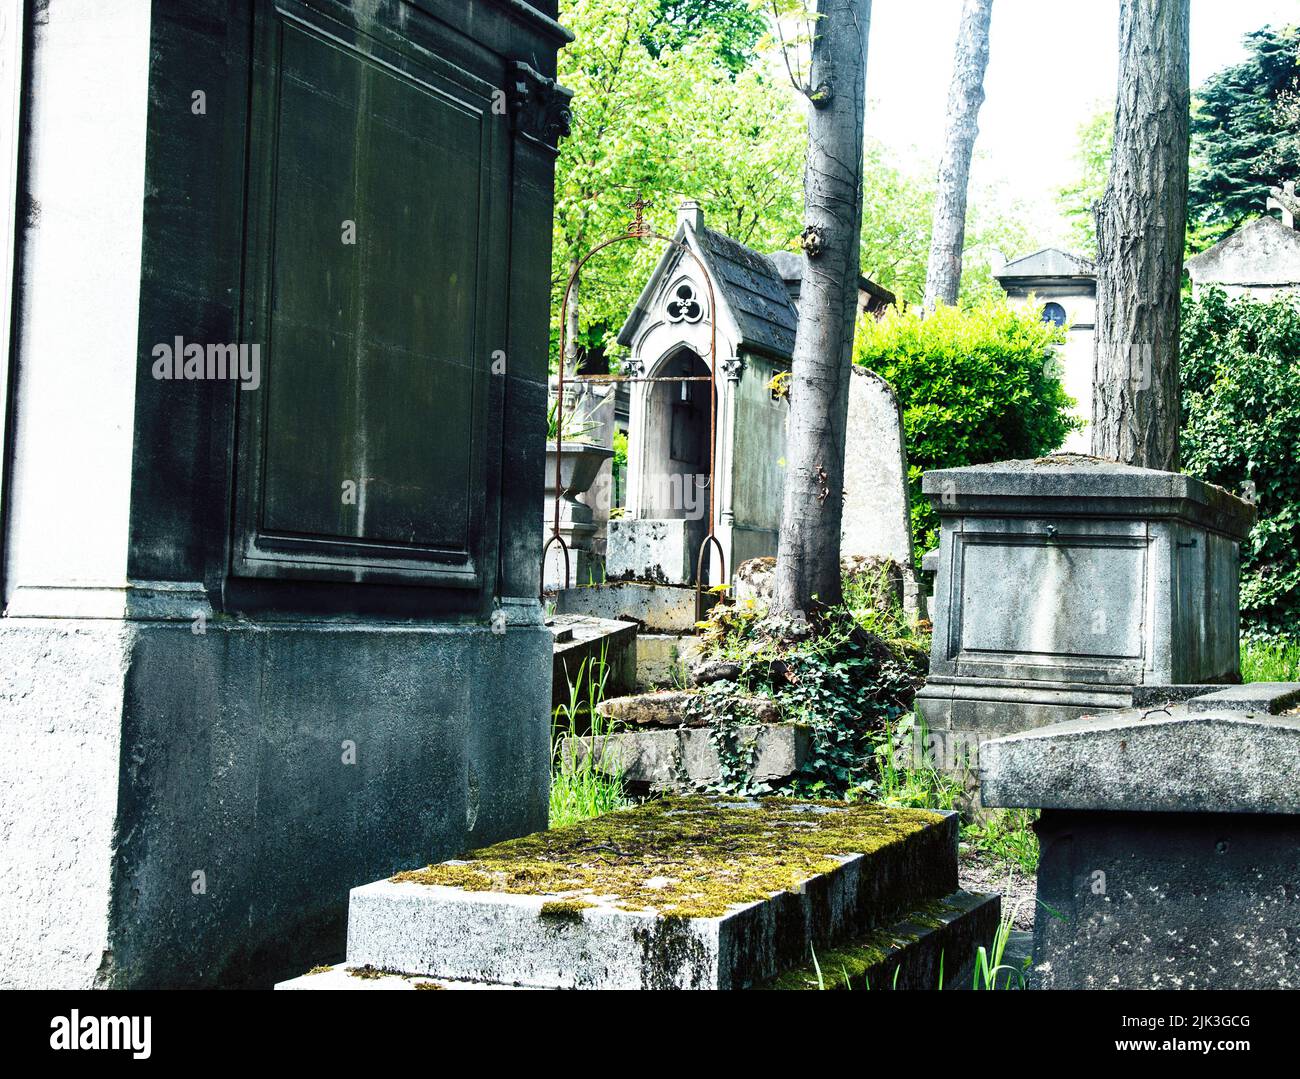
[0,0,570,988]
[915,457,1255,757]
[841,367,918,615]
[981,682,1300,989]
[994,248,1096,454]
[1185,213,1300,303]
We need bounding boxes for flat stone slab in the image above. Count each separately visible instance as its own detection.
[560,723,809,793]
[275,965,533,990]
[345,797,957,989]
[553,582,707,633]
[981,685,1300,814]
[596,690,780,728]
[1186,681,1300,714]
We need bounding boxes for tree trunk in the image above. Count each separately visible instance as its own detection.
[771,0,870,616]
[923,0,993,311]
[564,256,580,373]
[1091,0,1190,470]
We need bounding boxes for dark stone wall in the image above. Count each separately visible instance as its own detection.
[1034,809,1300,989]
[108,619,550,988]
[104,0,566,986]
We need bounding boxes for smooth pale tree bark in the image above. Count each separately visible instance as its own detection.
[923,0,993,311]
[564,257,581,372]
[1091,0,1190,470]
[772,0,870,616]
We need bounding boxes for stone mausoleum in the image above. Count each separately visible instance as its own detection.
[0,0,569,987]
[1185,200,1300,302]
[994,248,1096,454]
[607,201,909,590]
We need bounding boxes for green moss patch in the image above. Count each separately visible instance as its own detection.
[392,795,943,920]
[765,899,958,990]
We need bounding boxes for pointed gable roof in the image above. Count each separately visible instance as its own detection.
[617,217,799,361]
[996,248,1097,282]
[1185,216,1300,287]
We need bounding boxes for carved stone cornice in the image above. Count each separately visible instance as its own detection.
[507,60,573,152]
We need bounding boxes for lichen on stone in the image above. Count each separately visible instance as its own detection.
[391,795,944,920]
[539,898,595,921]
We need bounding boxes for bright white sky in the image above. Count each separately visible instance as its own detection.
[863,0,1298,250]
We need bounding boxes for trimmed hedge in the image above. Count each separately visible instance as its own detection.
[853,301,1079,554]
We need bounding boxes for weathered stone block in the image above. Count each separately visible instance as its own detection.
[561,722,809,793]
[553,581,706,632]
[762,889,1001,990]
[982,684,1300,988]
[635,632,701,686]
[549,614,637,712]
[917,456,1255,745]
[607,517,701,585]
[344,797,957,989]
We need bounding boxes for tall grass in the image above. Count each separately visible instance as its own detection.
[1240,637,1300,682]
[549,645,630,828]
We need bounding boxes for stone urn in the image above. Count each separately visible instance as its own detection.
[543,440,614,529]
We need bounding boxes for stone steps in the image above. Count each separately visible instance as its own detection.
[278,889,999,991]
[277,796,981,991]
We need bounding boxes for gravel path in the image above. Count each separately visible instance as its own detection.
[959,848,1037,932]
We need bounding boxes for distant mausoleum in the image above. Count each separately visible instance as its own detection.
[994,248,1096,454]
[1185,200,1300,303]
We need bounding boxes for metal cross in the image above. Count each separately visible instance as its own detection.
[1267,180,1296,229]
[627,196,652,237]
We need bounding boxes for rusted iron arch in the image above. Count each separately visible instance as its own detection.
[694,534,726,624]
[543,210,723,619]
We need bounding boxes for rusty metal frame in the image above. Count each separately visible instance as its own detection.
[544,198,725,622]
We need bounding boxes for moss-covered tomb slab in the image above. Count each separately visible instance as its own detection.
[343,796,959,989]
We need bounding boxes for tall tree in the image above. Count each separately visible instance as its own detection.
[1189,24,1300,229]
[923,0,994,311]
[771,0,871,616]
[1091,0,1190,471]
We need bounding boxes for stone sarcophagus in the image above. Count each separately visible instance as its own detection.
[915,456,1255,750]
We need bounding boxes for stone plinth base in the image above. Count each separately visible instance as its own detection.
[0,609,551,989]
[981,682,1300,989]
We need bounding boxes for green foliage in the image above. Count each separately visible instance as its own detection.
[641,0,767,73]
[1056,103,1112,258]
[695,582,927,800]
[1180,288,1300,635]
[549,647,630,827]
[1189,24,1300,230]
[963,810,1039,877]
[1241,636,1300,682]
[552,0,804,370]
[853,301,1079,555]
[545,395,601,442]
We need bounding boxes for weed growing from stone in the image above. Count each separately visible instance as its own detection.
[549,644,631,827]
